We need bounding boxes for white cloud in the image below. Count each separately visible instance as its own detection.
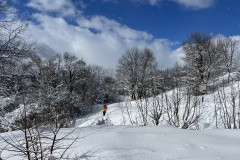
[27,13,182,69]
[131,0,214,9]
[148,0,160,5]
[25,0,184,69]
[27,0,76,17]
[78,16,153,41]
[171,0,215,9]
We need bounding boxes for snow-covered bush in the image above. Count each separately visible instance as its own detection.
[0,96,17,115]
[0,102,80,160]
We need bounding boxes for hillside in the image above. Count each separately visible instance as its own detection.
[76,90,221,129]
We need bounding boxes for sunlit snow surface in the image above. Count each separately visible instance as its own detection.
[72,125,240,160]
[2,125,240,160]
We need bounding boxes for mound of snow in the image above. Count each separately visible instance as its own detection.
[96,117,112,125]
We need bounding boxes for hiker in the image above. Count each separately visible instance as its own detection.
[103,104,108,116]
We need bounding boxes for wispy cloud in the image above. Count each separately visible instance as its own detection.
[78,16,153,41]
[26,0,76,17]
[170,0,215,9]
[130,0,160,6]
[102,0,119,3]
[131,0,214,9]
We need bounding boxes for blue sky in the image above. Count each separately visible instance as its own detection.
[13,0,240,68]
[81,0,240,42]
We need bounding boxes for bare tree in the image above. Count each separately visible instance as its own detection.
[220,37,239,82]
[164,87,183,127]
[181,32,227,94]
[0,0,36,97]
[0,56,80,159]
[122,99,138,126]
[117,47,158,100]
[215,80,240,129]
[148,95,164,126]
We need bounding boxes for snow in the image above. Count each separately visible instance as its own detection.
[72,125,240,160]
[0,103,39,131]
[2,125,240,160]
[0,96,15,110]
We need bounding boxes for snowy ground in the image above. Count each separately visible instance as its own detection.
[69,125,240,160]
[1,125,240,160]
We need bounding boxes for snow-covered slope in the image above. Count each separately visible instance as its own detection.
[75,74,240,130]
[76,103,125,127]
[75,93,221,129]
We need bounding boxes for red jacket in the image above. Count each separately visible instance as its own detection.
[103,105,107,111]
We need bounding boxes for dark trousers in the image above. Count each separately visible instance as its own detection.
[103,111,106,116]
